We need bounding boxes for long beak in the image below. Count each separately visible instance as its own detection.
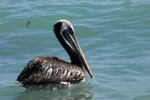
[76,43,93,78]
[62,30,93,78]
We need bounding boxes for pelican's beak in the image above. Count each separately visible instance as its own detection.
[62,29,93,78]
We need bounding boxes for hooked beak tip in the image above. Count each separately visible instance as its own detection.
[90,74,93,78]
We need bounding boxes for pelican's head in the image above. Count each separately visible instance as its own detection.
[53,19,93,78]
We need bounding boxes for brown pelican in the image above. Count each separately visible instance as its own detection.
[17,19,93,89]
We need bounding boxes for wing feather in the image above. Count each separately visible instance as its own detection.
[17,56,85,85]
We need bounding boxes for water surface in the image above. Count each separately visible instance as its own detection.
[0,0,150,100]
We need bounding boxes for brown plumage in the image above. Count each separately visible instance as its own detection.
[17,19,93,89]
[17,56,85,85]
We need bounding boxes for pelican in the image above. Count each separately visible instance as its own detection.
[17,19,93,89]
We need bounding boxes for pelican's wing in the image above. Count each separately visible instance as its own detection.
[17,56,85,84]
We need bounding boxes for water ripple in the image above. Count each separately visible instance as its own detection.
[0,1,150,100]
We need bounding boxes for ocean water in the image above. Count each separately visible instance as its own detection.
[0,0,150,100]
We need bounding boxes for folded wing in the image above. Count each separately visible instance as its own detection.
[17,56,85,85]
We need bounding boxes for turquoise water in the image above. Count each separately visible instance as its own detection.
[1,0,150,100]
